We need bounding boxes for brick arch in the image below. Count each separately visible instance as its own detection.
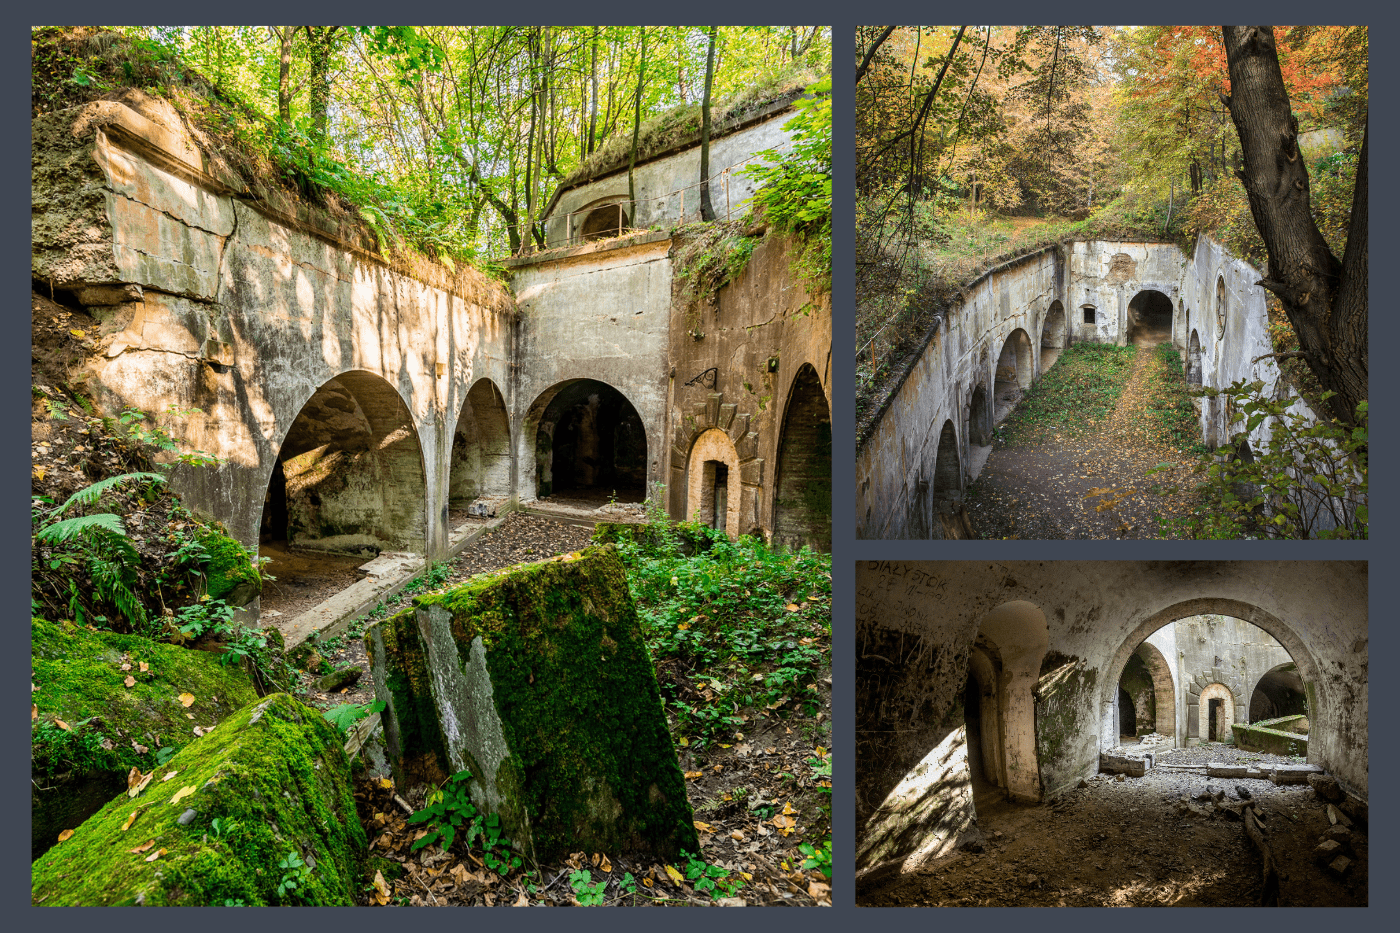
[670,389,763,538]
[1196,680,1240,743]
[685,428,742,537]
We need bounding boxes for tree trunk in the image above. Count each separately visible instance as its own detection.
[271,26,296,123]
[699,27,718,222]
[305,26,341,149]
[588,27,599,156]
[1223,26,1367,424]
[627,27,647,214]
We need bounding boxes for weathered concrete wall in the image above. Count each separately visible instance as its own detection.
[1171,614,1292,742]
[507,233,673,499]
[856,236,1321,538]
[32,100,515,564]
[856,561,1367,876]
[543,98,797,246]
[666,231,832,549]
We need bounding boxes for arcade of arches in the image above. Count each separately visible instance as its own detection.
[856,561,1367,906]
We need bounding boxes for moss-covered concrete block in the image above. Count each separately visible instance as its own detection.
[30,618,262,858]
[365,545,699,862]
[32,693,365,905]
[194,522,261,606]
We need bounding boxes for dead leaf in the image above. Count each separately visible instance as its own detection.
[162,770,178,781]
[70,329,85,338]
[693,820,714,833]
[785,603,800,612]
[139,662,149,673]
[373,870,390,905]
[31,705,37,721]
[513,891,529,906]
[127,772,153,798]
[145,848,166,862]
[599,854,612,873]
[683,770,703,780]
[808,880,831,902]
[664,864,685,885]
[121,811,139,831]
[54,719,71,732]
[130,840,155,854]
[57,829,74,843]
[730,830,745,841]
[642,876,654,888]
[178,693,195,708]
[120,662,132,672]
[124,675,136,688]
[170,784,196,804]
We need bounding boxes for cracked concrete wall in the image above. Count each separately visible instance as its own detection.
[856,560,1367,874]
[32,100,514,566]
[856,236,1327,539]
[1171,614,1292,740]
[544,99,797,245]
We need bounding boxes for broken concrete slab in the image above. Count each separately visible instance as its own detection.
[1328,855,1352,878]
[1315,839,1342,862]
[31,693,365,906]
[1271,763,1324,785]
[1308,772,1344,803]
[1100,753,1149,777]
[365,545,699,862]
[1327,803,1354,829]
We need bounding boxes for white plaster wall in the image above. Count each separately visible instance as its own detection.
[545,105,797,245]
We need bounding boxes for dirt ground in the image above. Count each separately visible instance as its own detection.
[966,344,1200,539]
[860,743,1367,907]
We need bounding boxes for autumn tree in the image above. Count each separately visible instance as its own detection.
[1222,26,1367,424]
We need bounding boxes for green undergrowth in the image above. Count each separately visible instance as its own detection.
[601,518,832,752]
[1142,343,1209,454]
[996,344,1136,446]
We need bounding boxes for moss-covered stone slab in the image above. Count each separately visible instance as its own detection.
[32,693,365,906]
[31,617,262,859]
[365,545,699,862]
[193,522,262,606]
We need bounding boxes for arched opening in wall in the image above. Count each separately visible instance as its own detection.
[975,600,1049,803]
[993,329,1032,424]
[1249,662,1308,722]
[1216,276,1227,339]
[1125,289,1174,346]
[1117,686,1137,741]
[685,428,741,538]
[258,371,427,617]
[575,197,631,242]
[964,646,1004,810]
[967,382,992,446]
[1187,330,1203,385]
[1039,301,1066,374]
[531,379,646,504]
[448,379,511,526]
[1103,606,1316,761]
[772,363,831,552]
[928,420,961,539]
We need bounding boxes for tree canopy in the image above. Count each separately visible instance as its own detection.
[36,26,830,264]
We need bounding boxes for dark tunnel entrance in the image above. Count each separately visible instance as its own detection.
[534,379,646,502]
[1126,289,1174,346]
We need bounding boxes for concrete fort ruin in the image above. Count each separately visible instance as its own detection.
[854,561,1368,883]
[856,237,1313,539]
[31,88,832,618]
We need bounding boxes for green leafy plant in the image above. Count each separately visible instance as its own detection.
[1166,380,1366,539]
[570,869,606,906]
[274,851,312,904]
[323,699,386,735]
[408,770,480,852]
[680,851,744,900]
[798,839,832,879]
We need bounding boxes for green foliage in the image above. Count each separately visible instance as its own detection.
[1143,343,1209,453]
[997,344,1136,445]
[118,407,223,470]
[274,851,313,904]
[408,770,478,853]
[798,839,832,879]
[570,869,607,905]
[744,76,831,295]
[602,512,831,750]
[671,220,759,314]
[681,851,745,900]
[322,699,386,735]
[1168,381,1367,539]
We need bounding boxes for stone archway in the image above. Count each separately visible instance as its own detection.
[525,379,647,502]
[574,196,631,242]
[1101,598,1327,768]
[448,378,512,511]
[259,370,427,555]
[772,363,831,552]
[1126,289,1174,346]
[686,428,742,537]
[1038,301,1066,374]
[993,329,1032,424]
[967,382,992,447]
[1187,329,1203,385]
[930,420,961,539]
[1196,681,1240,743]
[965,645,1005,805]
[978,600,1049,802]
